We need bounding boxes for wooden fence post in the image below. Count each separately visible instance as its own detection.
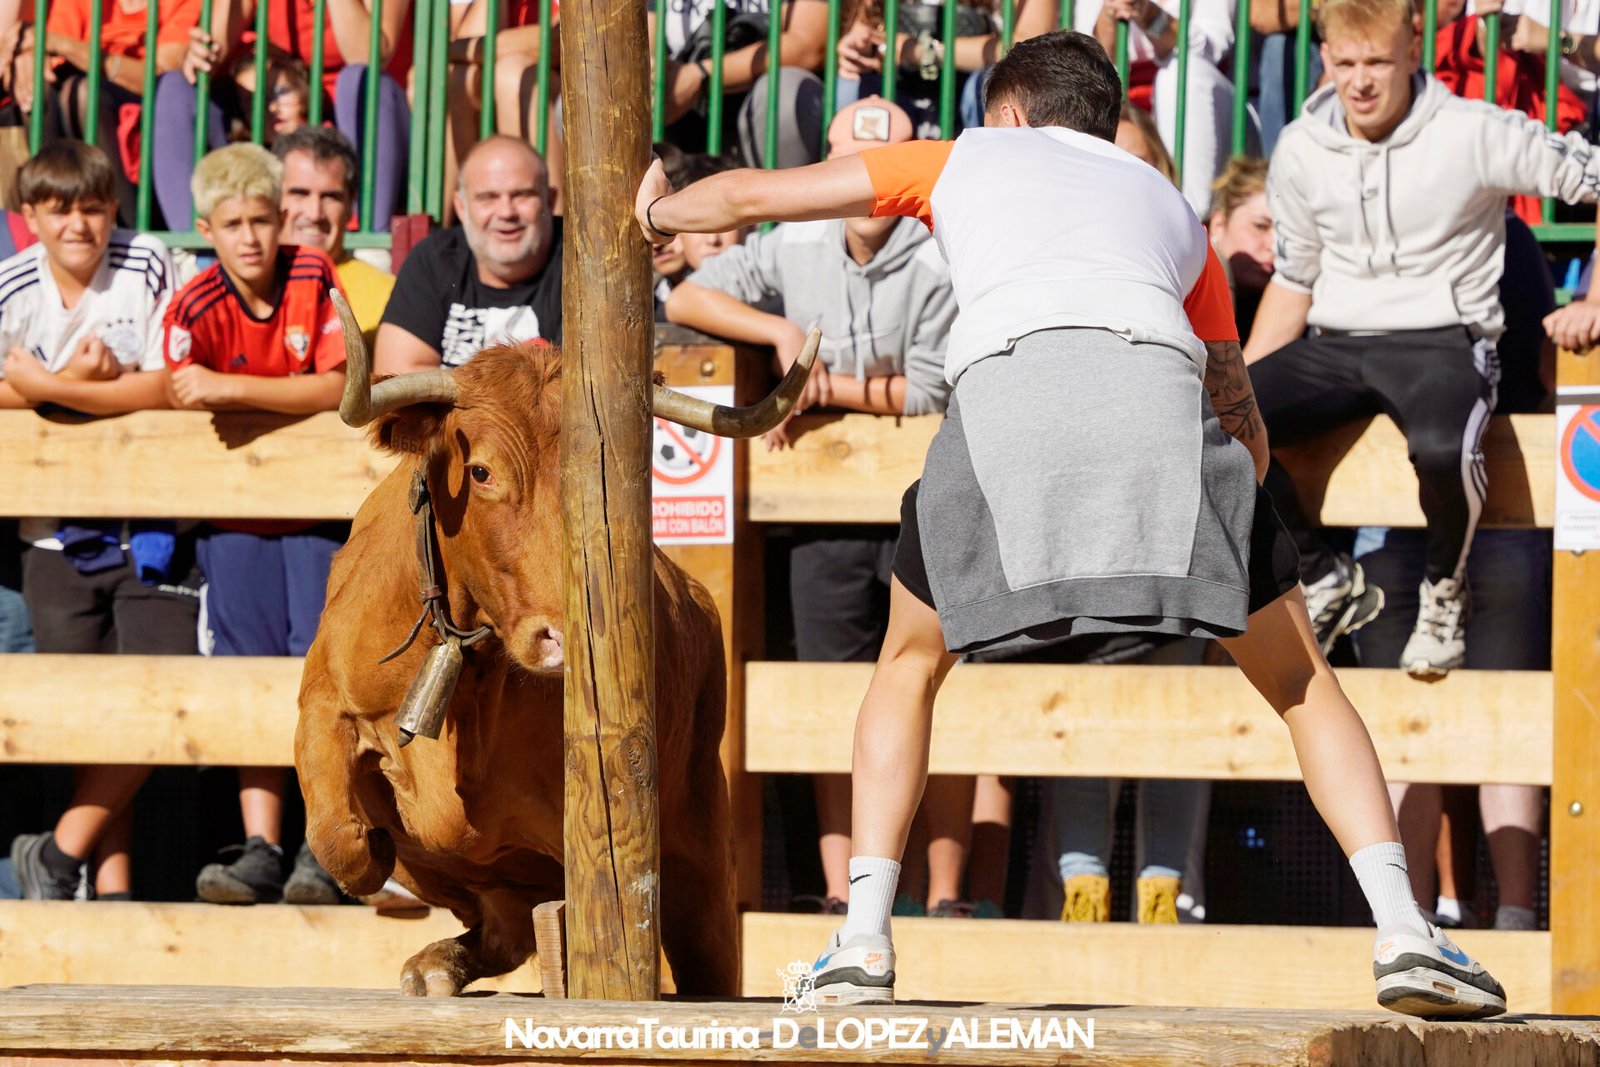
[1553,345,1600,1014]
[559,0,659,1000]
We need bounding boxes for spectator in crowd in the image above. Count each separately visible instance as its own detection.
[1352,209,1553,933]
[833,0,1054,138]
[667,97,972,915]
[1249,0,1324,155]
[1477,0,1600,119]
[1,142,195,902]
[1114,98,1177,181]
[273,126,395,345]
[649,0,829,168]
[447,0,564,216]
[651,148,742,319]
[1207,156,1272,341]
[9,0,200,226]
[161,143,347,905]
[153,0,412,232]
[1081,0,1240,212]
[376,135,562,373]
[1244,0,1600,677]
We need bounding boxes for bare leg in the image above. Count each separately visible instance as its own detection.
[54,764,150,859]
[1481,784,1541,911]
[92,807,134,897]
[815,773,853,901]
[922,774,976,909]
[1219,587,1400,854]
[849,578,959,861]
[1389,781,1442,905]
[966,775,1013,909]
[239,767,284,844]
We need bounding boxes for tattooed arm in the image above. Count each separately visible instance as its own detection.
[1204,339,1269,483]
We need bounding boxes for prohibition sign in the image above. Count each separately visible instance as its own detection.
[1561,405,1600,504]
[653,416,723,486]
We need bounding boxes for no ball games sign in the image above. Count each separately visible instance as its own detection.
[1556,387,1600,552]
[653,385,734,545]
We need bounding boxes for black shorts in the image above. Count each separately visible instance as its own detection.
[892,479,1300,625]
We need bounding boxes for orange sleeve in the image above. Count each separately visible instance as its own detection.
[859,139,955,233]
[1183,246,1239,344]
[159,0,206,49]
[45,0,84,40]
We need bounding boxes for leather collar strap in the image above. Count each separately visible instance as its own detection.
[379,468,493,664]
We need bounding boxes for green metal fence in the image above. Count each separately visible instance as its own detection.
[18,0,1592,245]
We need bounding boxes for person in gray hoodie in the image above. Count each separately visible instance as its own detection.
[1242,0,1600,678]
[666,97,974,919]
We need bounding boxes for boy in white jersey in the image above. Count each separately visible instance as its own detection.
[637,30,1506,1019]
[3,141,198,905]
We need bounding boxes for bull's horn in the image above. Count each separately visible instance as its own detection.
[333,289,459,427]
[651,326,821,438]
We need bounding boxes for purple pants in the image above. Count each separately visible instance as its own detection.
[152,66,409,231]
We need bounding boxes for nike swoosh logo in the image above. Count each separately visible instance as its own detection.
[1437,943,1471,966]
[849,874,870,884]
[813,954,832,971]
[1385,862,1408,872]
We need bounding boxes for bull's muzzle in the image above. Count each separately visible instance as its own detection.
[329,289,821,437]
[394,636,464,747]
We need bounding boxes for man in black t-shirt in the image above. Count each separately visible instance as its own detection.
[376,136,563,372]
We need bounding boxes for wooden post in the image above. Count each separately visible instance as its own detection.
[559,0,659,1001]
[1552,345,1600,1014]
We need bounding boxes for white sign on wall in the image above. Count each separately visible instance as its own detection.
[652,385,735,546]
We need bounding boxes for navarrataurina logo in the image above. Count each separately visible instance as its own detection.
[778,960,818,1013]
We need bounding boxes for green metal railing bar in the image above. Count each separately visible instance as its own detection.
[882,0,900,103]
[1292,0,1311,113]
[1422,0,1437,71]
[706,0,727,153]
[311,0,328,124]
[28,0,46,151]
[1232,0,1249,156]
[1545,0,1560,224]
[193,0,214,223]
[363,0,385,227]
[135,0,159,229]
[482,0,500,138]
[652,0,668,140]
[939,0,956,136]
[85,0,103,146]
[1059,0,1074,31]
[1174,0,1190,185]
[1115,18,1131,88]
[765,0,783,166]
[407,0,431,214]
[250,0,268,142]
[821,0,841,142]
[1001,0,1015,52]
[427,0,449,218]
[535,0,553,153]
[1483,14,1499,101]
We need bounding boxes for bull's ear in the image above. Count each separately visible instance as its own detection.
[372,405,447,455]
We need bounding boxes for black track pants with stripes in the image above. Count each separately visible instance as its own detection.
[1250,326,1498,587]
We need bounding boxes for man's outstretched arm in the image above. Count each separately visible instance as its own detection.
[635,155,877,243]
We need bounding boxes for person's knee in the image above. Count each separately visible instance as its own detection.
[1408,427,1475,487]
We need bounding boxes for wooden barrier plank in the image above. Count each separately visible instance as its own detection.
[744,662,1553,785]
[741,913,1553,1013]
[746,413,1553,527]
[0,411,391,520]
[2,657,1552,785]
[0,901,539,992]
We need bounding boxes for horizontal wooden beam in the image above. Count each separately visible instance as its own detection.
[742,913,1552,1013]
[0,655,300,766]
[0,900,539,992]
[746,413,1553,527]
[744,662,1553,785]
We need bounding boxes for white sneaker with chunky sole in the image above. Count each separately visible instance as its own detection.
[811,930,895,1006]
[1374,924,1506,1019]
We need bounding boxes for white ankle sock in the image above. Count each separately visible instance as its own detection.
[839,856,900,941]
[1349,842,1431,936]
[1434,895,1463,924]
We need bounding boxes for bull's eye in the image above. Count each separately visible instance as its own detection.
[469,464,492,485]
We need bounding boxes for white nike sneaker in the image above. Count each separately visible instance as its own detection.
[1400,577,1468,678]
[1374,924,1506,1019]
[811,929,896,1006]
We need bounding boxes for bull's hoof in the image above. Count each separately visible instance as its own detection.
[399,939,471,997]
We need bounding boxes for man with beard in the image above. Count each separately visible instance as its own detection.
[375,136,563,373]
[273,127,397,347]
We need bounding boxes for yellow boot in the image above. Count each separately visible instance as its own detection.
[1137,875,1182,924]
[1061,874,1110,922]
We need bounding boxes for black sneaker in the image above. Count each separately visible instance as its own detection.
[283,841,342,905]
[196,836,285,904]
[9,833,81,901]
[928,898,979,918]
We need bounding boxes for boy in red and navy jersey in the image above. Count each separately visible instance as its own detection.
[162,143,347,907]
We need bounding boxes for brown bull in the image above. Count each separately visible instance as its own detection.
[296,297,816,996]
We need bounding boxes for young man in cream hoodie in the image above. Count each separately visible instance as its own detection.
[1243,0,1600,677]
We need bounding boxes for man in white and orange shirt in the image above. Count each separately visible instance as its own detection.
[635,29,1505,1019]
